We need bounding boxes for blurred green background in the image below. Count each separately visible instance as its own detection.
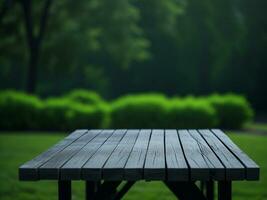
[0,0,266,199]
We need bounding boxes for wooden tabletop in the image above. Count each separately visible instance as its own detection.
[19,129,259,182]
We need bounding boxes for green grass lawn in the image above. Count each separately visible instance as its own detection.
[0,132,266,200]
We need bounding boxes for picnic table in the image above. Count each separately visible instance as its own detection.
[19,129,259,200]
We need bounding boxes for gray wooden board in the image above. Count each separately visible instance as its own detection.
[165,129,189,181]
[178,130,210,180]
[19,129,259,182]
[19,129,88,180]
[199,129,245,180]
[212,129,259,180]
[39,130,101,179]
[82,129,127,180]
[124,129,151,180]
[102,130,140,180]
[61,130,114,180]
[188,130,225,180]
[144,129,165,180]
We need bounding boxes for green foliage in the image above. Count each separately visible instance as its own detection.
[110,94,169,128]
[166,98,217,128]
[64,89,104,105]
[0,90,254,130]
[110,94,217,129]
[1,0,267,112]
[40,98,107,131]
[0,91,108,131]
[110,93,252,129]
[208,94,254,129]
[0,91,42,130]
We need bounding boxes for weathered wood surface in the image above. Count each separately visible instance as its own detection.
[61,130,114,180]
[165,129,188,181]
[124,129,151,180]
[199,129,245,180]
[212,129,259,180]
[103,130,139,180]
[19,129,88,180]
[82,129,127,180]
[144,129,165,180]
[188,130,225,180]
[19,129,259,181]
[39,130,101,179]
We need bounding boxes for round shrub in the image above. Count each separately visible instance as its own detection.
[166,98,218,128]
[110,94,169,128]
[40,98,108,131]
[208,94,254,129]
[40,98,72,131]
[0,90,42,130]
[64,89,104,105]
[67,103,108,130]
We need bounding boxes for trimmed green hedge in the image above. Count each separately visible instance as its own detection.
[166,98,217,128]
[0,91,42,130]
[64,89,104,105]
[0,90,108,131]
[110,94,169,128]
[208,94,254,129]
[110,95,218,129]
[40,98,107,131]
[0,90,254,131]
[110,94,253,129]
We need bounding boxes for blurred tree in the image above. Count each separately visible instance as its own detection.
[0,0,12,25]
[127,0,183,95]
[0,0,267,112]
[19,0,52,93]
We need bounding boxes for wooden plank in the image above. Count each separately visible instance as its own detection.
[82,129,127,180]
[144,129,165,180]
[178,130,210,180]
[212,129,259,180]
[124,129,151,180]
[61,130,114,180]
[102,130,140,180]
[39,130,101,179]
[199,129,245,180]
[19,129,88,180]
[165,129,189,181]
[188,130,225,180]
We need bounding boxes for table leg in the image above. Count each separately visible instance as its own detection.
[218,181,231,200]
[58,180,71,200]
[206,181,214,200]
[200,181,205,193]
[165,181,207,200]
[113,181,135,200]
[93,181,121,200]
[86,181,95,200]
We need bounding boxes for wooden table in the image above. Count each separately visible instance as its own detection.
[19,129,259,200]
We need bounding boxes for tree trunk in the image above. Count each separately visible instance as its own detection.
[21,0,52,94]
[27,42,39,93]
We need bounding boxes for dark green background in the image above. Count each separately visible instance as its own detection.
[1,0,266,112]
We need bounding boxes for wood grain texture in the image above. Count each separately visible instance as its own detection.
[124,129,151,180]
[212,129,259,180]
[188,130,225,180]
[144,129,165,180]
[103,130,140,180]
[19,129,88,180]
[82,129,127,180]
[178,130,210,180]
[165,129,189,181]
[39,130,101,179]
[199,129,245,180]
[61,130,114,180]
[19,129,259,182]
